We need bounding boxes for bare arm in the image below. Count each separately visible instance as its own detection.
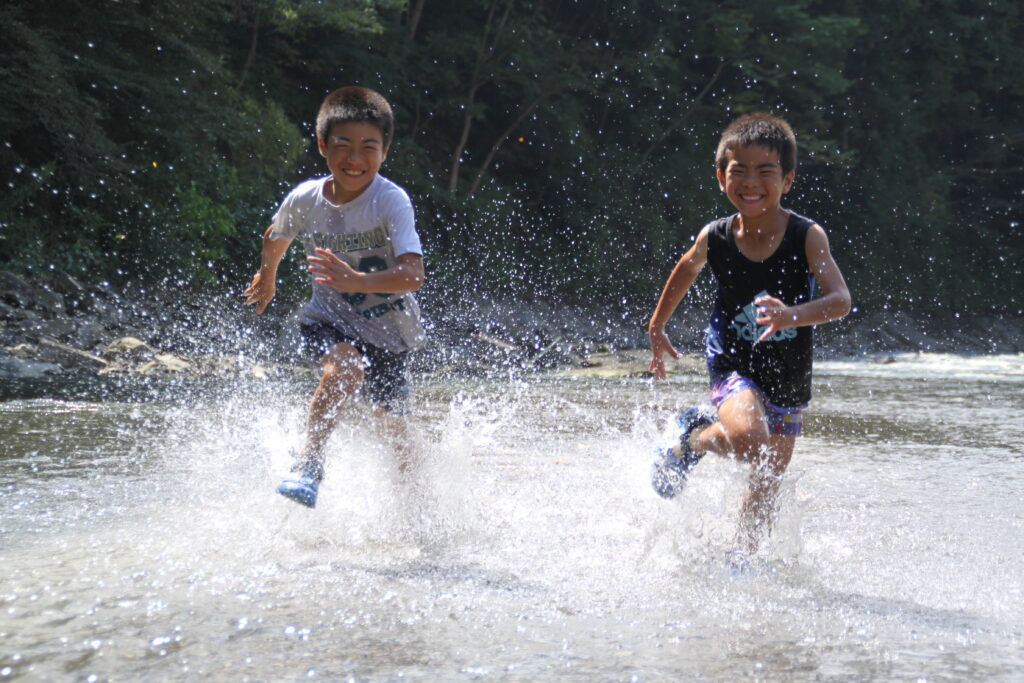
[754,223,852,339]
[307,249,425,294]
[648,227,709,379]
[243,225,293,314]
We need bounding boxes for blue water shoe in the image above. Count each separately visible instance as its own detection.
[651,405,716,499]
[276,460,322,508]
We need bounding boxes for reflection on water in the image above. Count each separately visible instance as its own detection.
[1,354,1023,680]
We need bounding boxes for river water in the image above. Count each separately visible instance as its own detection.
[1,353,1022,681]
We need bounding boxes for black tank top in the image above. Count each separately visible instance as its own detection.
[704,211,816,407]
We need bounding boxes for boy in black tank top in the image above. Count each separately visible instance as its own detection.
[647,113,852,554]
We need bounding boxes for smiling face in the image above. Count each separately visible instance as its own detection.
[716,144,795,220]
[318,121,388,203]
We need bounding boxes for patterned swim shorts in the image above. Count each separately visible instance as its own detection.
[709,371,805,436]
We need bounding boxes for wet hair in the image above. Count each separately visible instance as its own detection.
[715,113,797,176]
[316,86,394,149]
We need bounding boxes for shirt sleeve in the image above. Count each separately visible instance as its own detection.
[386,189,423,257]
[269,181,315,240]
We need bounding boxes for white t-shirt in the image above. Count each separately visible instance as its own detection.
[270,174,426,353]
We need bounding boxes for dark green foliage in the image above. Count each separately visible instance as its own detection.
[0,0,1020,313]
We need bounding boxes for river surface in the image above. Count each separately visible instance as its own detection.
[1,353,1023,681]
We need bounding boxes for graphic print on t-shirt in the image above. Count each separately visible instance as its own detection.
[730,290,798,344]
[307,226,388,253]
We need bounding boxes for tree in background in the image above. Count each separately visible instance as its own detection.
[0,0,384,286]
[0,0,1020,314]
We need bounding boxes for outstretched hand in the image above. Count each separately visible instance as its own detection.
[648,329,682,380]
[243,271,275,314]
[754,294,795,342]
[307,248,362,291]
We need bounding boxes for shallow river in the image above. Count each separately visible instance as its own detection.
[2,353,1023,680]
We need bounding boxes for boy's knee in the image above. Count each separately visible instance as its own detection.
[323,343,362,371]
[725,422,771,458]
[320,344,364,390]
[322,365,363,395]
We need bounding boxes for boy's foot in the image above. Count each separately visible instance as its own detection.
[276,459,323,508]
[726,549,753,576]
[651,405,716,499]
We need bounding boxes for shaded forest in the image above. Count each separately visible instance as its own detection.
[2,0,1021,317]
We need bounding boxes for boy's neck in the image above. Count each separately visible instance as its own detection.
[735,207,788,239]
[324,174,376,204]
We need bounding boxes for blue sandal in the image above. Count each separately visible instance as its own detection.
[651,405,716,499]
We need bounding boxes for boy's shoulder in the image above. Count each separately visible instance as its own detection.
[786,209,817,230]
[282,176,327,206]
[294,176,326,193]
[373,174,413,205]
[701,214,735,236]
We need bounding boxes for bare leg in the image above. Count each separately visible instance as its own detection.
[736,433,795,553]
[371,406,416,476]
[690,389,796,552]
[299,342,364,476]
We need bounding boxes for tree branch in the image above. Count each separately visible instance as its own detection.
[405,0,426,48]
[233,1,261,92]
[467,86,560,197]
[447,0,513,193]
[637,58,732,167]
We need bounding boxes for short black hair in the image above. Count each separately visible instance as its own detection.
[316,86,394,149]
[715,113,797,176]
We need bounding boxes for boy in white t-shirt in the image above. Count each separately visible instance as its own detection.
[244,86,426,508]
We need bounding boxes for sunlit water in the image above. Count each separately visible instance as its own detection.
[2,353,1023,680]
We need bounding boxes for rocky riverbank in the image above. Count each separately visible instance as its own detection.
[1,270,1022,380]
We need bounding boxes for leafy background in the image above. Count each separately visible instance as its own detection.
[2,0,1021,319]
